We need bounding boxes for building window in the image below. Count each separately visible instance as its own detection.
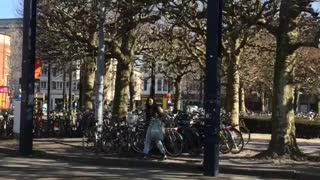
[59,82,63,89]
[52,67,57,77]
[163,79,168,92]
[73,81,77,91]
[157,79,162,91]
[72,71,76,78]
[77,82,81,91]
[144,79,148,91]
[40,81,47,89]
[43,66,48,75]
[52,81,57,90]
[168,80,173,92]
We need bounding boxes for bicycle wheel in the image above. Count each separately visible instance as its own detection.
[82,127,96,152]
[164,130,183,157]
[239,126,251,146]
[131,131,145,153]
[100,129,119,153]
[229,128,244,154]
[181,127,201,156]
[219,129,233,154]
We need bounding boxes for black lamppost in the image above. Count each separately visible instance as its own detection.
[203,0,223,176]
[19,0,37,155]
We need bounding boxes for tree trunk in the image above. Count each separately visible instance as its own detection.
[112,59,130,120]
[225,60,232,112]
[103,62,111,111]
[129,61,136,111]
[261,91,266,113]
[226,51,240,125]
[259,0,304,159]
[293,89,300,113]
[317,96,320,114]
[173,76,182,113]
[265,95,269,113]
[239,81,246,114]
[267,49,300,158]
[150,62,156,99]
[81,61,96,111]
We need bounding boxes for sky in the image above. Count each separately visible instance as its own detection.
[0,0,22,19]
[0,0,319,19]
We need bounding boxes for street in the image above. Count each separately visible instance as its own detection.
[0,153,286,180]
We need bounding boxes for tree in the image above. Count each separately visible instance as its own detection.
[295,47,320,113]
[240,30,275,113]
[106,0,164,119]
[137,24,198,112]
[161,40,198,112]
[257,0,320,158]
[163,0,271,125]
[37,0,101,110]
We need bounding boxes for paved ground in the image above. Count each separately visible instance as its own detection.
[0,153,285,180]
[0,133,319,179]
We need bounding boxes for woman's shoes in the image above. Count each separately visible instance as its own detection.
[144,154,167,160]
[143,154,148,160]
[162,154,167,160]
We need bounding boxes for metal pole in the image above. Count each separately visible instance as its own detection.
[68,65,72,111]
[19,0,37,156]
[47,59,51,131]
[68,64,73,134]
[78,63,83,110]
[94,1,106,134]
[203,0,223,176]
[62,67,66,111]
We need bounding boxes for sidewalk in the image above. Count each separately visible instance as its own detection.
[0,134,320,179]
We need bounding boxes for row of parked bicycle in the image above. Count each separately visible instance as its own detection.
[0,108,251,157]
[81,109,251,157]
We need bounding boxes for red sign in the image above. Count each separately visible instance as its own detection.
[35,57,43,78]
[0,86,9,93]
[166,93,172,103]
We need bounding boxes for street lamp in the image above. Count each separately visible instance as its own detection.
[19,0,37,155]
[203,0,223,176]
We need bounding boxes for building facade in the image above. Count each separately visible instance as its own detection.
[0,19,23,100]
[35,62,81,111]
[0,34,11,109]
[141,61,203,109]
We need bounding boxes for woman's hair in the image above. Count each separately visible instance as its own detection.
[146,97,154,108]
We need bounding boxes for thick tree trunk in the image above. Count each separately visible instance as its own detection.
[239,81,246,114]
[226,51,240,125]
[255,0,307,160]
[112,59,130,120]
[81,61,96,111]
[268,50,300,158]
[129,61,136,111]
[173,76,182,113]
